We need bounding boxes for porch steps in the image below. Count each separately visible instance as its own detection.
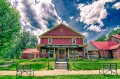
[55,59,68,69]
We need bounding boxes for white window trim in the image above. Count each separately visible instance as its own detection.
[72,38,76,44]
[48,38,52,44]
[42,49,46,54]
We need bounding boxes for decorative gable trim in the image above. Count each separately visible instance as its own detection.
[39,23,84,38]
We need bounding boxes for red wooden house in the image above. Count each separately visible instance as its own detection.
[22,48,39,59]
[37,23,86,60]
[87,33,120,59]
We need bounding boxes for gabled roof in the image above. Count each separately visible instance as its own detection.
[112,35,120,39]
[22,48,39,54]
[39,23,84,37]
[90,41,117,50]
[110,44,120,50]
[87,42,98,51]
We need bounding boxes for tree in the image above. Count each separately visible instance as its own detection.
[108,28,120,38]
[96,34,106,41]
[11,31,38,58]
[0,0,21,57]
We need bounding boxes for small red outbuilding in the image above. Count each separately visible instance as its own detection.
[22,49,39,59]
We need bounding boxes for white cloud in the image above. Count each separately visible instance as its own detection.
[77,0,115,32]
[63,21,69,26]
[82,32,89,37]
[9,0,62,41]
[87,25,102,32]
[114,25,120,30]
[70,16,73,20]
[113,2,120,10]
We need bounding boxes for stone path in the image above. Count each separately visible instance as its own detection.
[0,69,120,76]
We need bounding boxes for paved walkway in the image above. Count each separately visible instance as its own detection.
[0,69,120,76]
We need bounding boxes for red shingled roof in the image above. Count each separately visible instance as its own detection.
[22,48,39,54]
[110,44,120,50]
[112,35,120,39]
[91,41,117,50]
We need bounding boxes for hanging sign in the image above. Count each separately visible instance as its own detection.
[45,45,78,48]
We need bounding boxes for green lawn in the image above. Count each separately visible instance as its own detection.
[69,58,120,70]
[1,58,120,71]
[0,58,55,70]
[0,75,119,79]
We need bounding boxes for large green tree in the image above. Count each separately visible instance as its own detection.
[96,28,120,41]
[107,28,120,39]
[0,0,21,57]
[96,34,106,41]
[8,31,38,58]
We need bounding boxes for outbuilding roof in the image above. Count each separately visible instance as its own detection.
[22,48,39,54]
[91,41,117,50]
[110,44,120,50]
[112,35,120,39]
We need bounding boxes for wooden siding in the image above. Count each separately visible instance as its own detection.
[87,43,98,51]
[99,50,111,58]
[109,36,120,44]
[44,25,80,36]
[113,47,120,59]
[41,38,48,44]
[76,38,83,44]
[52,38,72,44]
[41,38,83,45]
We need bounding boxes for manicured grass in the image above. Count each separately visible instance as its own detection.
[0,58,55,70]
[0,75,119,79]
[69,58,120,70]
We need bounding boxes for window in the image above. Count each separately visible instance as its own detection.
[72,38,76,44]
[70,49,74,58]
[79,52,83,56]
[48,38,52,44]
[60,29,63,32]
[42,49,46,54]
[49,50,54,57]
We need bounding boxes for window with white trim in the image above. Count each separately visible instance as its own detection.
[42,49,46,54]
[48,38,52,44]
[72,38,76,44]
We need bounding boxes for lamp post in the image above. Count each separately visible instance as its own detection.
[72,50,75,66]
[48,51,50,69]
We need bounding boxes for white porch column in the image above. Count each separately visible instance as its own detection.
[68,48,70,59]
[54,48,55,58]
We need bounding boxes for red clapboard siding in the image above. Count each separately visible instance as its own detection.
[41,38,84,44]
[45,25,80,36]
[52,38,72,44]
[76,38,83,44]
[41,38,48,44]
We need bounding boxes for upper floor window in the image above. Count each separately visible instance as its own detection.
[60,29,63,32]
[72,38,76,44]
[48,38,52,44]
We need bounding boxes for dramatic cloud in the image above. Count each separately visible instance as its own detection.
[9,0,62,36]
[113,2,120,10]
[77,0,115,32]
[82,32,89,37]
[87,25,102,32]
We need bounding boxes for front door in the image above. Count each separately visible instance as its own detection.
[59,49,65,59]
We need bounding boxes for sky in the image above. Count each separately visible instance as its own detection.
[9,0,120,41]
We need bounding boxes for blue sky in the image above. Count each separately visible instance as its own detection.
[10,0,120,41]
